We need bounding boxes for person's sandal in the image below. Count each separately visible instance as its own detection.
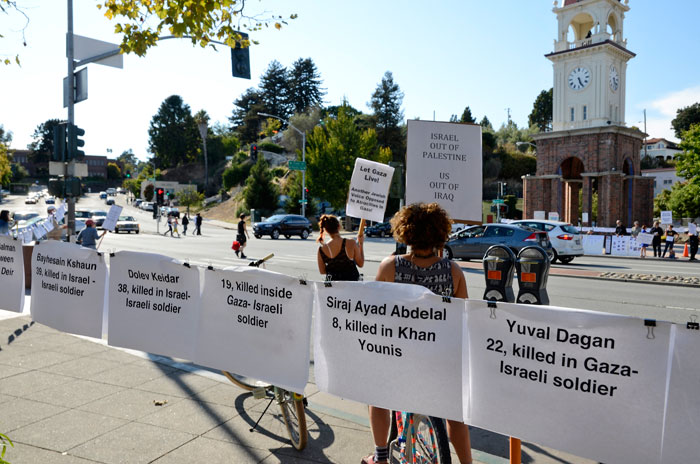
[361,455,387,464]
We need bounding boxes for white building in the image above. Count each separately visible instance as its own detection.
[641,167,683,197]
[639,138,681,162]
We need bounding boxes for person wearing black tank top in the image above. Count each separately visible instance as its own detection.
[362,203,472,464]
[316,214,364,281]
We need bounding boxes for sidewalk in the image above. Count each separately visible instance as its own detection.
[0,310,600,464]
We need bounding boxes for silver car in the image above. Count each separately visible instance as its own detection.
[444,223,553,261]
[510,220,584,264]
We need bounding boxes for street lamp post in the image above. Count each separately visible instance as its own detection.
[257,112,307,217]
[197,121,209,192]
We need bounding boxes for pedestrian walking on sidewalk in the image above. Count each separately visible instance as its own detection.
[181,214,189,235]
[163,215,173,237]
[235,213,249,259]
[650,221,663,257]
[195,213,202,235]
[688,221,698,261]
[172,216,180,237]
[662,224,678,258]
[362,202,471,464]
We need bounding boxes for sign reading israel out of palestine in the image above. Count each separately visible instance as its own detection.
[101,204,123,232]
[195,267,314,394]
[406,120,482,221]
[314,281,464,421]
[0,235,25,313]
[30,240,107,338]
[108,251,200,360]
[466,300,671,464]
[345,158,395,223]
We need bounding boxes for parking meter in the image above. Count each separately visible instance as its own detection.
[515,246,550,305]
[482,245,516,302]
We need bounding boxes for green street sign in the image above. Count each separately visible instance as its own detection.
[298,199,308,204]
[288,161,307,171]
[493,199,505,204]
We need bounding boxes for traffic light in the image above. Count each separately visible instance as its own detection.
[52,123,67,161]
[250,144,258,159]
[230,33,250,79]
[125,171,131,178]
[67,123,85,160]
[156,188,165,205]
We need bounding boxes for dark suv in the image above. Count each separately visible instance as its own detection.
[253,214,312,240]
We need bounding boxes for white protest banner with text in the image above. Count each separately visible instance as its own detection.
[689,222,697,235]
[30,240,106,338]
[345,158,394,223]
[314,281,464,421]
[581,235,604,255]
[466,300,671,464]
[195,267,314,393]
[108,251,200,360]
[610,235,629,256]
[55,204,66,222]
[406,120,482,222]
[102,205,123,232]
[660,327,700,463]
[660,211,672,224]
[0,236,25,313]
[548,212,559,221]
[637,232,654,245]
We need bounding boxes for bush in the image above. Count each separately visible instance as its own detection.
[272,166,287,178]
[258,142,284,154]
[222,161,253,190]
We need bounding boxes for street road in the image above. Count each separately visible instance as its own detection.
[5,192,699,324]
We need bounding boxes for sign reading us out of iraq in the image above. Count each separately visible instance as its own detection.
[108,251,200,360]
[0,235,25,313]
[466,300,671,464]
[314,281,464,421]
[30,240,107,338]
[406,120,482,221]
[345,158,395,223]
[195,267,314,394]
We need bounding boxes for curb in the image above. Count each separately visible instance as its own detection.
[554,272,700,288]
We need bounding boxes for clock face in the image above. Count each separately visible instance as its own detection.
[568,67,591,90]
[609,66,619,91]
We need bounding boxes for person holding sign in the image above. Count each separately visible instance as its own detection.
[640,225,649,258]
[362,203,471,464]
[688,221,698,261]
[650,221,663,257]
[662,224,678,258]
[77,219,106,250]
[316,214,364,281]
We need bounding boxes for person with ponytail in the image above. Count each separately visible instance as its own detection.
[316,214,364,281]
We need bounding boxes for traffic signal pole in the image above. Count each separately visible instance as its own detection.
[65,0,76,238]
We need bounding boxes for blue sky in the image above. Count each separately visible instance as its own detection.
[2,0,699,160]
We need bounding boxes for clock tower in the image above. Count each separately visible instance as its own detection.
[523,0,654,228]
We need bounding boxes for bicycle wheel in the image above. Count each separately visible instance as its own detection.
[276,388,308,450]
[408,415,451,464]
[221,371,271,391]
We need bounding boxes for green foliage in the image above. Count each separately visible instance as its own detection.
[260,60,292,120]
[0,432,14,464]
[654,182,700,219]
[143,184,154,202]
[0,125,12,144]
[271,166,286,177]
[230,88,264,144]
[148,95,200,168]
[671,103,700,139]
[306,107,392,209]
[675,124,700,182]
[10,162,28,182]
[369,71,404,160]
[176,186,204,209]
[0,143,11,186]
[106,162,122,180]
[283,171,317,216]
[222,160,253,190]
[288,58,326,114]
[261,118,282,138]
[504,194,520,219]
[258,142,284,154]
[528,88,553,132]
[117,149,138,167]
[495,121,537,147]
[495,145,537,179]
[243,156,278,213]
[450,106,476,124]
[123,178,141,196]
[280,107,321,154]
[480,116,493,131]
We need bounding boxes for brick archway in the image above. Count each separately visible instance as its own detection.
[559,157,584,224]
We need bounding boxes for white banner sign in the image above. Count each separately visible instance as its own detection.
[196,267,314,393]
[466,300,671,464]
[345,158,395,223]
[610,235,629,256]
[661,327,700,463]
[581,235,605,255]
[689,223,697,235]
[406,120,482,222]
[314,281,464,421]
[30,240,107,338]
[108,251,200,360]
[548,212,559,221]
[533,211,546,220]
[628,237,642,255]
[582,212,589,224]
[637,232,654,245]
[102,205,123,232]
[55,204,66,223]
[0,236,25,313]
[660,211,673,224]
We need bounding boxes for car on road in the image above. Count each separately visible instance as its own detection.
[161,207,180,218]
[133,199,143,207]
[105,197,115,206]
[253,214,313,240]
[510,220,583,264]
[45,196,56,204]
[114,215,139,234]
[59,218,87,241]
[24,195,38,204]
[99,191,107,199]
[140,202,154,211]
[106,188,116,196]
[13,211,40,223]
[74,210,92,220]
[444,223,553,261]
[90,210,108,229]
[365,221,392,238]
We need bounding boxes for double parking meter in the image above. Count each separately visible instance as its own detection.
[515,246,550,305]
[482,245,516,302]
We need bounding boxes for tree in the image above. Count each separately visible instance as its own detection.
[230,88,264,144]
[0,143,11,186]
[143,184,154,202]
[222,159,253,190]
[672,103,700,139]
[495,120,537,147]
[117,149,138,167]
[259,60,292,120]
[0,125,12,144]
[306,107,391,209]
[28,118,64,164]
[675,124,700,182]
[369,71,404,161]
[106,162,122,180]
[2,1,296,65]
[148,95,200,168]
[280,107,321,155]
[288,57,325,114]
[655,182,700,219]
[480,116,494,131]
[528,88,553,132]
[176,186,204,211]
[243,156,278,213]
[10,162,28,182]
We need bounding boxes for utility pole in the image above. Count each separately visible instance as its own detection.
[66,0,76,239]
[643,108,647,160]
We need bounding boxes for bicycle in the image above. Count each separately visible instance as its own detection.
[220,253,309,451]
[388,411,451,464]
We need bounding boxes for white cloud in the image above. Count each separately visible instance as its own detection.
[648,86,700,117]
[633,85,700,143]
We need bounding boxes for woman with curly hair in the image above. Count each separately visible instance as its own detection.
[362,202,471,464]
[317,214,364,281]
